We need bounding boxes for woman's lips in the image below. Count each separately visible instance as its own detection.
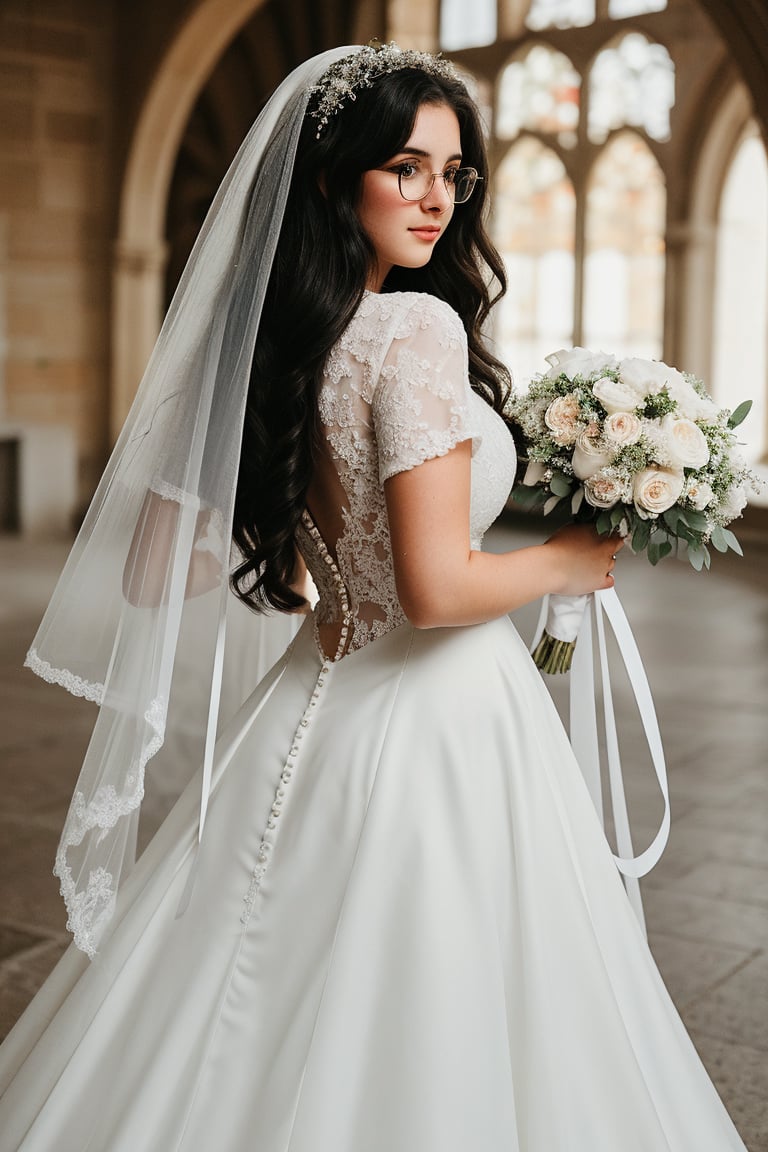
[409,227,441,242]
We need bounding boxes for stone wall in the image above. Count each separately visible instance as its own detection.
[0,0,115,507]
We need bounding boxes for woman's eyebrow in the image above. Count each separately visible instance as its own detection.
[392,146,463,163]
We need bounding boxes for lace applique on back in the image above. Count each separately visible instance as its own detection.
[297,292,516,659]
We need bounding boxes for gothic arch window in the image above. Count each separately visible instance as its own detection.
[526,0,596,31]
[712,125,768,461]
[608,0,667,17]
[494,138,576,384]
[584,131,666,358]
[497,44,581,147]
[588,32,675,144]
[440,0,496,49]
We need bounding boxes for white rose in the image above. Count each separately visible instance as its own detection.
[666,379,718,422]
[633,468,684,516]
[572,429,615,480]
[684,478,714,510]
[604,411,642,446]
[592,374,647,415]
[618,358,717,422]
[619,357,688,398]
[584,470,626,509]
[661,414,710,469]
[544,347,619,380]
[544,393,581,446]
[718,485,748,522]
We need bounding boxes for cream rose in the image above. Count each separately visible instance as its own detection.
[592,374,647,415]
[661,415,710,469]
[544,393,581,446]
[633,468,684,516]
[571,429,615,480]
[684,477,714,510]
[584,470,626,509]
[604,411,642,447]
[545,347,619,380]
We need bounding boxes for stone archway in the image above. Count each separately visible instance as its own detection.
[111,0,268,437]
[673,79,753,382]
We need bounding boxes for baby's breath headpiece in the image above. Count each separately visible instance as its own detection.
[308,40,458,138]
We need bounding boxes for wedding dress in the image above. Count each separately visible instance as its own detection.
[0,291,747,1151]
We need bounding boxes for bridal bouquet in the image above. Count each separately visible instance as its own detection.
[509,347,756,673]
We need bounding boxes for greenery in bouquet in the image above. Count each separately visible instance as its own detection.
[508,347,758,572]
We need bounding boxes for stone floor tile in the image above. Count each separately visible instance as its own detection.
[644,889,768,952]
[647,931,758,1009]
[661,860,768,910]
[0,939,69,1041]
[0,818,68,932]
[687,1033,768,1152]
[683,952,768,1052]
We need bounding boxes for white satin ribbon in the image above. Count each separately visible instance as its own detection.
[532,588,671,934]
[175,596,289,918]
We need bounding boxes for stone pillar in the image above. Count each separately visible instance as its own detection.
[111,241,168,438]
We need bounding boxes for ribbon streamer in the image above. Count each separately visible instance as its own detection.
[532,588,671,934]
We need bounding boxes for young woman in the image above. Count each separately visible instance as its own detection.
[0,43,747,1151]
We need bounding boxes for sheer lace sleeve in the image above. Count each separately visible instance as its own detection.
[372,296,479,483]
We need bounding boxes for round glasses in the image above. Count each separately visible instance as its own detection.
[389,163,482,205]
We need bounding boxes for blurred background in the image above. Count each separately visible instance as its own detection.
[0,0,767,1147]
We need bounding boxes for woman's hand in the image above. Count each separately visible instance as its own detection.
[543,523,624,597]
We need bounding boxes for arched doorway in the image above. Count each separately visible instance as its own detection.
[111,0,269,437]
[111,0,379,435]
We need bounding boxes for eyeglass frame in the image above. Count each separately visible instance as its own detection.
[379,163,483,205]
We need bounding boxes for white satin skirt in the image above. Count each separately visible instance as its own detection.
[0,615,747,1151]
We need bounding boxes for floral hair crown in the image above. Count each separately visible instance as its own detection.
[308,41,458,138]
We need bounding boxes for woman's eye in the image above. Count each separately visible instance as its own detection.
[443,166,460,184]
[395,162,418,180]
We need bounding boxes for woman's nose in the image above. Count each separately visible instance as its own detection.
[421,175,452,212]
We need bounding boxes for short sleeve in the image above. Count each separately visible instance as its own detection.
[372,296,478,483]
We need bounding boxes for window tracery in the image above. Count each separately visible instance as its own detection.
[588,33,675,143]
[497,45,580,147]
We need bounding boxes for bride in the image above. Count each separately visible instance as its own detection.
[0,42,747,1151]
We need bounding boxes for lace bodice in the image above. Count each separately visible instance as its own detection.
[296,291,517,659]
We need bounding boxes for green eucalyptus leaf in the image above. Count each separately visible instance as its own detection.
[682,508,709,532]
[596,511,612,535]
[510,484,545,510]
[662,507,682,531]
[728,399,753,429]
[710,525,728,553]
[721,528,744,556]
[647,538,661,565]
[632,518,651,553]
[549,472,572,497]
[688,544,705,571]
[658,539,673,561]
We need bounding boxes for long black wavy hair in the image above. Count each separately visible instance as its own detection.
[231,63,512,613]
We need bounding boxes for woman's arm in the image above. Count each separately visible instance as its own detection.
[123,490,223,607]
[385,440,622,630]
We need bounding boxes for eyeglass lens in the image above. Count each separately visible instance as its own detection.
[398,167,478,204]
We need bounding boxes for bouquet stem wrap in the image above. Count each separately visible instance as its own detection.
[532,588,671,933]
[530,593,588,673]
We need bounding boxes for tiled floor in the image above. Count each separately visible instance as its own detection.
[1,518,766,1149]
